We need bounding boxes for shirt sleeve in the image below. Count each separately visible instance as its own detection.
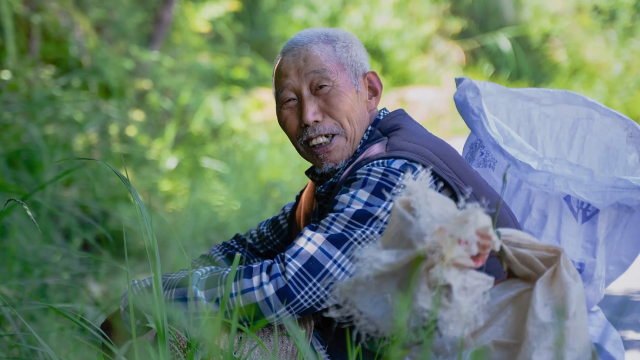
[121,159,428,331]
[189,200,297,269]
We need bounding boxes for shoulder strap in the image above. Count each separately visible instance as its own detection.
[289,140,387,241]
[289,180,317,242]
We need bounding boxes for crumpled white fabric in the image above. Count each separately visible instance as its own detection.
[329,175,498,340]
[329,175,596,360]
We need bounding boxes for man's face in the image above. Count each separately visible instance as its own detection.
[274,48,379,172]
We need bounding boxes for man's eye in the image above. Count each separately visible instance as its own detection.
[281,98,297,107]
[316,85,328,91]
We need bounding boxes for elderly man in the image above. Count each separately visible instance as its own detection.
[102,28,519,359]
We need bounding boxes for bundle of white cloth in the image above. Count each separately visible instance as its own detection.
[329,175,596,360]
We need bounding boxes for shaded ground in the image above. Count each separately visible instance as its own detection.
[601,254,640,359]
[600,292,640,351]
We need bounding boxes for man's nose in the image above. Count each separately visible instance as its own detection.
[300,97,322,127]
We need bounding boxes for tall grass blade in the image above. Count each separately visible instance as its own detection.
[218,318,271,357]
[123,223,140,360]
[0,306,40,359]
[0,166,81,222]
[219,253,241,318]
[493,165,511,272]
[225,296,242,359]
[0,294,59,360]
[282,317,318,360]
[492,165,511,230]
[0,0,17,67]
[221,253,241,359]
[1,198,40,232]
[56,157,169,359]
[272,312,278,360]
[74,336,115,360]
[26,293,119,355]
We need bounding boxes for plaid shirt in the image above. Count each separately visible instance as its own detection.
[121,108,446,356]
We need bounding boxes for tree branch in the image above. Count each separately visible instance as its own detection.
[24,0,41,59]
[149,0,178,51]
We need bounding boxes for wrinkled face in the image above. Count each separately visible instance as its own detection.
[274,48,379,172]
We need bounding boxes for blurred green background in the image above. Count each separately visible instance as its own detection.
[1,0,640,357]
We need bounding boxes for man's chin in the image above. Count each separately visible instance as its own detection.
[315,159,348,174]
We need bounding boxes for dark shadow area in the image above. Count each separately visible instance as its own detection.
[599,292,640,350]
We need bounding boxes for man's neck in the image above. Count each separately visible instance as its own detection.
[368,108,379,124]
[315,159,348,175]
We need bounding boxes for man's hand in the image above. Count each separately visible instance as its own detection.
[455,229,496,269]
[470,230,494,268]
[100,309,130,356]
[100,309,157,357]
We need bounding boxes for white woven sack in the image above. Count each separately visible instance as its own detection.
[455,77,640,359]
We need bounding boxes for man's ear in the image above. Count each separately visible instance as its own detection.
[363,71,383,112]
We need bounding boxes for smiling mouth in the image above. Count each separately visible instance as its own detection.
[307,134,335,148]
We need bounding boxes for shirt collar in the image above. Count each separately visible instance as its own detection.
[305,108,390,186]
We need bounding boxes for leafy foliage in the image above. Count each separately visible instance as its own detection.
[1,0,638,358]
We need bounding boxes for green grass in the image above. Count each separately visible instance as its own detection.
[1,0,627,357]
[0,159,347,359]
[0,156,586,360]
[0,157,452,360]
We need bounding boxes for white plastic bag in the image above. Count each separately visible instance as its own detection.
[455,77,640,359]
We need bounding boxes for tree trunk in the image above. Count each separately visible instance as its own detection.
[24,0,41,59]
[0,0,17,67]
[149,0,178,51]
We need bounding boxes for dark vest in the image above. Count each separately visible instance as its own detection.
[340,109,519,228]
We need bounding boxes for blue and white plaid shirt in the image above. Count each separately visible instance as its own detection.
[121,108,443,356]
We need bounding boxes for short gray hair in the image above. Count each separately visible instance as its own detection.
[274,28,370,91]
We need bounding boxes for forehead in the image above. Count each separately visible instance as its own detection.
[274,48,346,90]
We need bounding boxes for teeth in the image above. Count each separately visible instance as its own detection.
[309,135,332,147]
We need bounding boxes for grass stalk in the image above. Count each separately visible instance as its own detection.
[0,166,80,222]
[0,294,59,360]
[26,294,119,356]
[282,317,317,360]
[0,0,17,67]
[123,223,140,360]
[0,305,39,359]
[222,254,242,359]
[1,198,40,232]
[57,157,169,359]
[492,164,511,230]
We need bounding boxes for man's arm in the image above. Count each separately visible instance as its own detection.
[121,159,427,330]
[101,200,297,344]
[190,200,297,268]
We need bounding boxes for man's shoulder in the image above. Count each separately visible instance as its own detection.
[378,108,428,132]
[340,158,428,189]
[379,109,447,144]
[329,158,425,211]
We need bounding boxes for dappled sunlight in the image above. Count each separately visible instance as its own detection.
[1,0,639,358]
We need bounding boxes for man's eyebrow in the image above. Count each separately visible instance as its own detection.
[275,69,329,97]
[275,85,289,98]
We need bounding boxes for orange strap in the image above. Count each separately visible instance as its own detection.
[290,180,317,242]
